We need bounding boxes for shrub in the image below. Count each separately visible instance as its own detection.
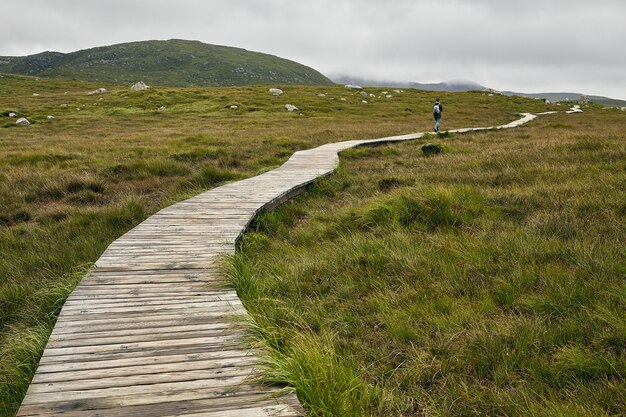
[421,143,443,156]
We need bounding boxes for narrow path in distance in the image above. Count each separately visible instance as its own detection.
[17,108,580,416]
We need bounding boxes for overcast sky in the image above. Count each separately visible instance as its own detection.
[2,0,626,99]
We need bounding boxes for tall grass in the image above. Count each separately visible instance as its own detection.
[228,109,626,416]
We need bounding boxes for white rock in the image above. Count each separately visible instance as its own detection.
[8,112,16,118]
[229,105,238,109]
[130,81,148,91]
[360,91,368,96]
[488,93,494,97]
[158,106,166,111]
[362,100,368,104]
[269,88,284,96]
[16,117,30,126]
[47,115,55,119]
[394,90,401,94]
[344,84,363,90]
[317,93,326,97]
[32,93,40,97]
[369,93,375,98]
[88,88,108,95]
[285,104,299,112]
[339,98,347,101]
[386,95,393,98]
[60,104,68,108]
[382,91,388,95]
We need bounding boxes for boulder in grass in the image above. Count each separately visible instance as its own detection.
[269,88,283,96]
[285,104,299,112]
[47,115,55,119]
[8,112,16,118]
[229,105,239,110]
[344,84,363,90]
[421,143,443,156]
[158,106,166,111]
[16,117,30,126]
[130,81,148,91]
[88,88,108,95]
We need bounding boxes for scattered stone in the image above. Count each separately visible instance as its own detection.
[394,90,401,94]
[158,106,166,111]
[360,91,368,97]
[285,104,299,112]
[621,107,626,111]
[130,81,148,91]
[421,143,443,156]
[32,93,40,97]
[47,115,55,119]
[269,88,284,96]
[339,98,347,101]
[344,84,363,90]
[362,100,368,104]
[382,91,388,95]
[386,95,393,98]
[16,117,30,126]
[545,99,551,104]
[488,93,494,97]
[60,104,68,108]
[578,95,589,106]
[317,93,326,97]
[229,105,238,110]
[88,88,108,95]
[369,93,376,98]
[8,112,16,118]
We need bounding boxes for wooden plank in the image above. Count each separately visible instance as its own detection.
[32,356,257,383]
[26,368,255,394]
[35,349,251,374]
[18,388,298,416]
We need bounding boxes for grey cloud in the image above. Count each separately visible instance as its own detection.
[2,0,625,99]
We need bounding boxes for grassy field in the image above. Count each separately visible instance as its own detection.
[0,72,615,415]
[229,110,626,416]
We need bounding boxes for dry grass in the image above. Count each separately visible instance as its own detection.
[0,72,585,415]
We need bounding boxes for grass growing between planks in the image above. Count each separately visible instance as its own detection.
[0,72,560,414]
[228,109,626,416]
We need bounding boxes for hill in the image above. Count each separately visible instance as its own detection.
[0,39,334,87]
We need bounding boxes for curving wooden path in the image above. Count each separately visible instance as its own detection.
[18,111,564,416]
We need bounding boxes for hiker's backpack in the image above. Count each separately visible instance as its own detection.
[433,104,441,115]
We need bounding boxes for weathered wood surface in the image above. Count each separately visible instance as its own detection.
[18,114,540,416]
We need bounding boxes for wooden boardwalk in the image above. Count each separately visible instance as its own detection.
[17,113,539,416]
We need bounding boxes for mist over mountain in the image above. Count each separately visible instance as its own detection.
[330,75,626,107]
[0,39,334,87]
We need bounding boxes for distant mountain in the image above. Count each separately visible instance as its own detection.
[331,75,626,107]
[331,75,485,92]
[500,91,626,107]
[0,39,334,87]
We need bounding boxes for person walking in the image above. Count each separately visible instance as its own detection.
[433,98,443,132]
